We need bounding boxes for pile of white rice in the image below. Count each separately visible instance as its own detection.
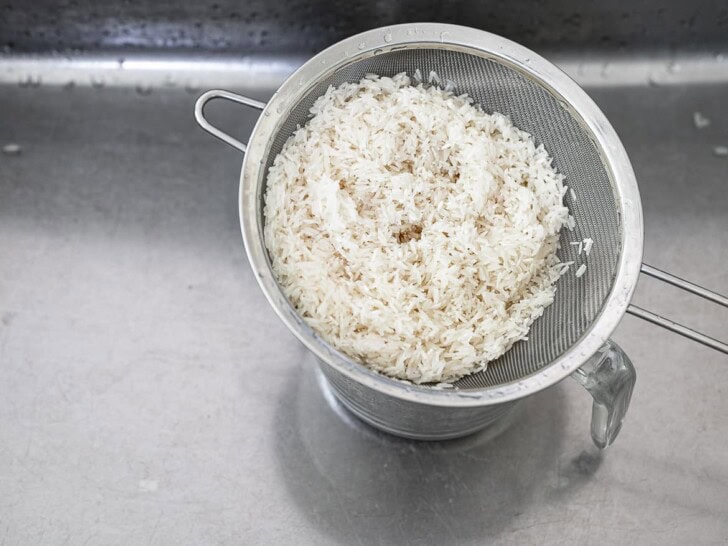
[263,72,572,383]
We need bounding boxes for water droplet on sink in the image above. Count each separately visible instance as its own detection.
[2,143,22,156]
[18,75,41,88]
[439,31,450,42]
[713,145,728,158]
[358,42,366,50]
[693,111,711,129]
[407,28,416,36]
[384,31,393,43]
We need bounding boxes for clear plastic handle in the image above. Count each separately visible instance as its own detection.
[571,340,636,449]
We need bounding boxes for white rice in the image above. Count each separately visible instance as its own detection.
[575,264,588,278]
[558,261,575,275]
[263,73,572,383]
[583,237,594,256]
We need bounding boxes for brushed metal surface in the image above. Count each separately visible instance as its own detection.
[2,0,728,54]
[1,63,727,543]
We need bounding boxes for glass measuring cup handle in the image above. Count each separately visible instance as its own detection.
[571,340,636,449]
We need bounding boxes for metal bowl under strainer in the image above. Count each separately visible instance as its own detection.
[195,23,728,448]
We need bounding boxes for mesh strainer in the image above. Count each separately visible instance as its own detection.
[195,24,728,447]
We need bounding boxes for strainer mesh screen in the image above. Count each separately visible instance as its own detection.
[259,47,621,389]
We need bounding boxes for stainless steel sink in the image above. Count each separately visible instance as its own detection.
[1,3,727,544]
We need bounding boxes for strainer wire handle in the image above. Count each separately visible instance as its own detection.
[640,263,728,307]
[194,90,266,153]
[626,264,728,354]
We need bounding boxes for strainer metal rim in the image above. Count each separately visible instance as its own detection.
[239,23,644,407]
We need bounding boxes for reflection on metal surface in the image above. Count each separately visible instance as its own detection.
[0,53,307,91]
[3,51,728,90]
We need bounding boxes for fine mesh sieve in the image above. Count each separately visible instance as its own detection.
[196,23,727,444]
[261,48,621,389]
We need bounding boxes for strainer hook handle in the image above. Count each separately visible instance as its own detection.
[571,340,636,449]
[194,90,266,153]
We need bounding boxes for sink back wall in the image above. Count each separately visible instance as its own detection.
[2,0,727,54]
